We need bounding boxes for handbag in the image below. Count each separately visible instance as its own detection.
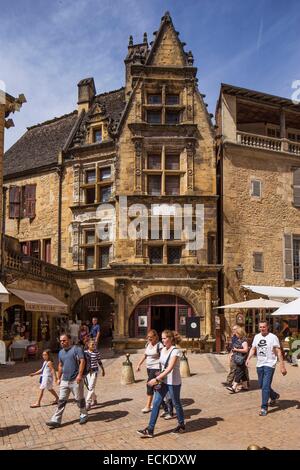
[233,352,245,366]
[153,347,177,391]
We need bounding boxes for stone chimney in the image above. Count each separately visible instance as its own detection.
[77,77,96,113]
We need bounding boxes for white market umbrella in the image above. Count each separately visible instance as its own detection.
[272,297,300,316]
[216,298,284,309]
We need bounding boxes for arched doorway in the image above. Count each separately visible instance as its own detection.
[72,292,114,338]
[129,294,195,338]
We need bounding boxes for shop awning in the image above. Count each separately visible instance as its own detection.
[9,288,68,314]
[242,285,300,300]
[0,282,9,303]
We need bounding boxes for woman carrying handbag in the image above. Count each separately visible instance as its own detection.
[226,326,249,393]
[137,329,185,438]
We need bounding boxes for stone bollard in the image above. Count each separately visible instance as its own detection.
[247,444,270,450]
[121,353,135,385]
[180,349,191,378]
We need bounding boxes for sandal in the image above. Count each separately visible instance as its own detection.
[30,404,41,408]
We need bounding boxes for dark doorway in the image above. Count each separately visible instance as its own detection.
[151,306,176,335]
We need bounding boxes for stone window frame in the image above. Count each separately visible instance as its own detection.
[144,86,183,125]
[80,224,112,270]
[81,163,113,205]
[250,178,262,200]
[144,146,185,196]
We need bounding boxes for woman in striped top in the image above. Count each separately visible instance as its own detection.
[85,339,105,410]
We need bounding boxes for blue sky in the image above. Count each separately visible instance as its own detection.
[1,0,300,150]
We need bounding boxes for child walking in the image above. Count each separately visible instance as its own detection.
[85,339,105,410]
[29,349,59,408]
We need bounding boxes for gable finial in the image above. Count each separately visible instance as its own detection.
[187,51,194,66]
[161,11,171,23]
[128,35,133,47]
[143,32,148,44]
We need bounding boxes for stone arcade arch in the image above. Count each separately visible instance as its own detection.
[72,291,114,337]
[129,293,199,338]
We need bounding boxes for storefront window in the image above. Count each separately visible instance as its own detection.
[3,305,32,340]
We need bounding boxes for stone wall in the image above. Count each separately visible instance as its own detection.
[5,171,60,265]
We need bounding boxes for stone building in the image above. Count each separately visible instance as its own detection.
[1,91,73,348]
[4,12,220,349]
[216,83,300,335]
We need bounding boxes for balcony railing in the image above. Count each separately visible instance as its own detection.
[237,131,282,151]
[289,142,300,156]
[4,250,72,287]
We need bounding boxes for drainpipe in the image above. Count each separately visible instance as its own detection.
[56,161,63,267]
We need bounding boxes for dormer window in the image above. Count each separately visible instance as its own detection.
[93,128,102,143]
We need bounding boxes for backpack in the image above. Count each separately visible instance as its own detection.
[74,346,91,377]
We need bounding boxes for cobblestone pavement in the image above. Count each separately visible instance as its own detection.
[0,350,300,450]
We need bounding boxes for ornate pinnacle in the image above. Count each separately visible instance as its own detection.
[128,35,133,47]
[187,50,194,66]
[143,32,148,44]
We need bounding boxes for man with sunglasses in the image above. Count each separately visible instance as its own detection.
[46,334,88,428]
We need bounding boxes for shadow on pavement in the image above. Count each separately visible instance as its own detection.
[184,408,202,419]
[1,425,30,435]
[153,416,223,437]
[184,416,224,433]
[268,400,300,414]
[181,398,195,407]
[92,398,133,409]
[61,410,129,427]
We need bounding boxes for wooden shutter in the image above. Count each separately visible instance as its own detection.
[44,239,51,263]
[293,169,300,207]
[9,186,21,218]
[284,234,293,280]
[24,185,36,218]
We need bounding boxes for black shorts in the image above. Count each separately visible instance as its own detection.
[146,368,160,395]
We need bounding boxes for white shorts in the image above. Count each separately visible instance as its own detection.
[40,377,54,390]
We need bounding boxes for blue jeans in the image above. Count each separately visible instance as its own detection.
[257,366,278,410]
[148,384,184,432]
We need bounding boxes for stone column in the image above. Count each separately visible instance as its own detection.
[186,140,195,194]
[133,139,143,193]
[115,280,126,338]
[204,283,213,338]
[280,109,289,152]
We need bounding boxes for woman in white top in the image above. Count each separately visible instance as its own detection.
[29,349,58,408]
[136,329,163,413]
[137,329,185,438]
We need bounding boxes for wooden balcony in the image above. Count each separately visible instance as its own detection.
[236,131,300,155]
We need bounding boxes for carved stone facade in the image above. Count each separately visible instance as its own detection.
[3,13,220,349]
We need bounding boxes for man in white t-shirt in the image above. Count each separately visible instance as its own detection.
[246,320,287,416]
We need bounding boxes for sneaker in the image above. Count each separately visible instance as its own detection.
[137,427,154,438]
[141,407,152,413]
[259,409,268,416]
[171,424,186,434]
[160,411,168,418]
[269,393,280,406]
[46,421,61,429]
[164,413,174,420]
[79,415,88,425]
